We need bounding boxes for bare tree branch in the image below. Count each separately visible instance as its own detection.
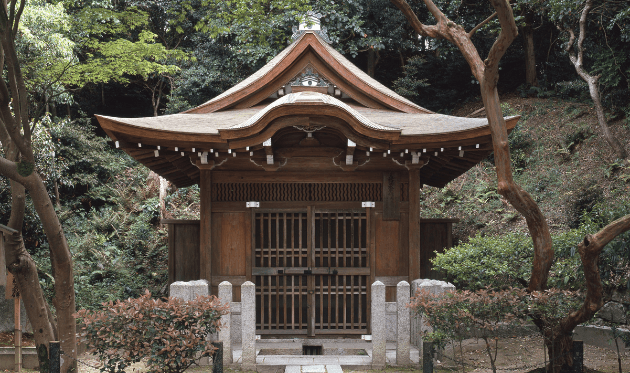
[484,0,519,85]
[561,214,630,334]
[389,0,442,38]
[11,0,23,40]
[468,11,497,38]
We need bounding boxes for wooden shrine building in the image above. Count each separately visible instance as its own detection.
[96,22,518,337]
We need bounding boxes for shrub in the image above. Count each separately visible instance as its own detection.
[411,287,528,373]
[75,291,229,373]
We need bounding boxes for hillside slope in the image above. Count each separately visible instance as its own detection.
[421,95,630,246]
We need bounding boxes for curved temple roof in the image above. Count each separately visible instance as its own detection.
[98,92,505,138]
[185,32,431,114]
[96,31,519,189]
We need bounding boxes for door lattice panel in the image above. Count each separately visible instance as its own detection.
[253,210,369,335]
[254,212,309,332]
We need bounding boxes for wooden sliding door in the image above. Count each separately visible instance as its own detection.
[253,208,369,336]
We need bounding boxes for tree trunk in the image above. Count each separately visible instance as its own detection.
[479,83,554,292]
[26,175,77,373]
[563,0,628,161]
[159,176,168,221]
[54,179,61,209]
[586,77,628,160]
[0,162,78,373]
[367,48,375,78]
[4,181,57,372]
[521,12,538,87]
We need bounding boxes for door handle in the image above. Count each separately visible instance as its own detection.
[304,269,312,275]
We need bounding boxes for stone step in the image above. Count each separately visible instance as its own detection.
[285,365,343,373]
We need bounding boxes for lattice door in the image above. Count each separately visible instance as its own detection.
[253,209,369,336]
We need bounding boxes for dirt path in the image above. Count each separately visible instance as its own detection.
[432,335,630,373]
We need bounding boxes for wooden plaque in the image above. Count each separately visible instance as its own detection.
[382,172,400,221]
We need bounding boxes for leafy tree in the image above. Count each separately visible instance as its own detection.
[391,0,630,369]
[0,0,77,369]
[546,0,629,161]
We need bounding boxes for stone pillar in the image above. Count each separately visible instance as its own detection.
[371,281,386,369]
[218,281,232,365]
[396,281,411,366]
[170,279,209,301]
[410,279,424,349]
[410,279,455,353]
[241,281,256,370]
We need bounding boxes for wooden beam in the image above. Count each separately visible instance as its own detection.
[199,169,212,283]
[409,168,421,282]
[211,171,384,183]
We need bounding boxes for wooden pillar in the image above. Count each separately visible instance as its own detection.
[408,168,421,281]
[199,166,213,283]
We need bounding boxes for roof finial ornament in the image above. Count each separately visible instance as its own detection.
[291,11,332,44]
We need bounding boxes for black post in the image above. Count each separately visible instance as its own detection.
[423,341,434,373]
[49,341,60,373]
[572,341,583,373]
[212,341,223,373]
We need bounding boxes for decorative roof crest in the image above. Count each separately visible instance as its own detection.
[289,66,331,87]
[291,11,332,44]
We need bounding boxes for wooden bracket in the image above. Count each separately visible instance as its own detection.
[338,161,359,171]
[346,139,356,165]
[195,159,216,170]
[263,138,274,165]
[405,158,427,170]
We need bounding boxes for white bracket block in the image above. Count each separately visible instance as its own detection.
[266,154,274,165]
[411,152,420,164]
[362,201,375,208]
[201,152,208,164]
[263,138,272,147]
[346,155,354,165]
[246,201,260,208]
[154,150,159,157]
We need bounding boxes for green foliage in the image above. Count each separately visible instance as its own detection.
[432,233,533,290]
[508,123,533,173]
[393,56,429,99]
[76,291,228,373]
[526,289,584,324]
[178,0,310,47]
[0,121,176,310]
[432,223,600,290]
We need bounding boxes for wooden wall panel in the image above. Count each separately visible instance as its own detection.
[173,223,200,282]
[211,212,250,298]
[420,223,448,279]
[374,213,401,277]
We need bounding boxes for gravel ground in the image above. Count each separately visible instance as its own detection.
[72,335,630,373]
